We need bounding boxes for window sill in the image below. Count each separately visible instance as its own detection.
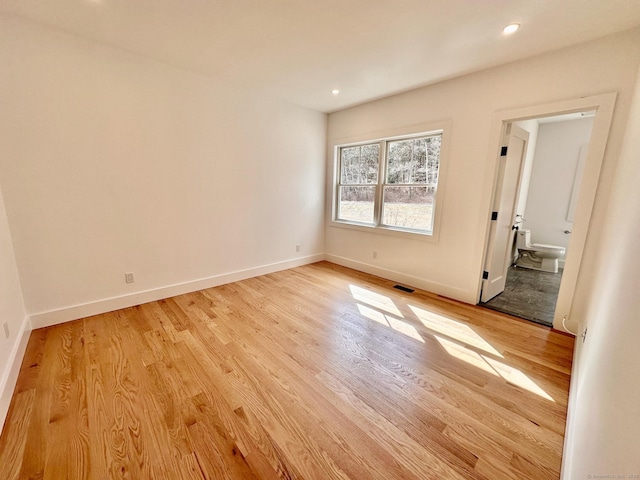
[329,220,439,242]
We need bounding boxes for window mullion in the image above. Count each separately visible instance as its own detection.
[335,147,343,221]
[374,141,386,226]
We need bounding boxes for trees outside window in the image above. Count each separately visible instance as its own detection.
[336,132,442,234]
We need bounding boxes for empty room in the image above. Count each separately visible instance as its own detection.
[1,1,640,479]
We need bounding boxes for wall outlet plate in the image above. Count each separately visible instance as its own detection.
[125,272,134,284]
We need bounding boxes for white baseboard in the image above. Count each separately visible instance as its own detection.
[30,254,326,330]
[0,315,32,434]
[325,254,474,303]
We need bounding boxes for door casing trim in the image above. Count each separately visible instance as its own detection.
[475,93,617,333]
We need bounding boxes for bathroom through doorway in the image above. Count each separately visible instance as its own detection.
[481,112,594,326]
[477,94,616,331]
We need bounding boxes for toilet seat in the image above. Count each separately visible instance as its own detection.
[529,243,566,255]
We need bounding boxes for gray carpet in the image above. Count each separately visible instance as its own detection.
[480,266,562,327]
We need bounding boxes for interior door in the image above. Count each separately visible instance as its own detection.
[481,124,529,302]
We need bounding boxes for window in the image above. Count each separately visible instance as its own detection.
[335,131,442,235]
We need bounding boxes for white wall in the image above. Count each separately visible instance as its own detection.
[561,62,640,480]
[326,28,640,305]
[0,15,327,323]
[0,184,29,429]
[523,117,594,257]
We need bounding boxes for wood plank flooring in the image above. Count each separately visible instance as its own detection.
[0,261,574,479]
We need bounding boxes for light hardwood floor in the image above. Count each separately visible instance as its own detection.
[0,261,574,479]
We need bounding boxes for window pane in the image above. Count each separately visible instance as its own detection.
[340,144,379,184]
[338,186,376,224]
[426,135,441,184]
[387,135,441,184]
[382,186,435,232]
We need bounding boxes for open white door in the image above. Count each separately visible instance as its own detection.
[481,124,529,302]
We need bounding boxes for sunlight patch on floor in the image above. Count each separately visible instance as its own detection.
[350,286,553,401]
[350,285,403,317]
[434,335,554,401]
[409,305,502,357]
[356,303,424,343]
[434,335,498,376]
[483,356,555,401]
[356,303,387,325]
[386,317,425,343]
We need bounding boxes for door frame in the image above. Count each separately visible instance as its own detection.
[475,93,617,333]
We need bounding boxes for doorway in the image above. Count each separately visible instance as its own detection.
[481,113,595,326]
[476,94,617,333]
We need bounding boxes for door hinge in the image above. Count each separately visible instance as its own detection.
[500,146,508,156]
[491,211,498,221]
[482,271,489,280]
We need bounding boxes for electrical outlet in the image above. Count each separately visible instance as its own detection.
[3,322,9,339]
[125,272,134,284]
[372,251,378,259]
[295,244,301,252]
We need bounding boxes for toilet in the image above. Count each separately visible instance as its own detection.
[515,229,565,273]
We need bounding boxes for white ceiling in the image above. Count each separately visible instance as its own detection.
[1,0,640,112]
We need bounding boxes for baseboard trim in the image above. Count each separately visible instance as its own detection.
[325,254,474,303]
[0,315,32,434]
[30,254,326,330]
[27,251,470,329]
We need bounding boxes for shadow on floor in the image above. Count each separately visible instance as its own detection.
[480,266,562,327]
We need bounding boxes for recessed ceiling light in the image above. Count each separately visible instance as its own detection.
[331,89,340,95]
[503,23,520,35]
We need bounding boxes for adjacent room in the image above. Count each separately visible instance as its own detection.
[1,1,640,479]
[480,112,596,327]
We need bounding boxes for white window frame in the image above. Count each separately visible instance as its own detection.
[330,123,449,242]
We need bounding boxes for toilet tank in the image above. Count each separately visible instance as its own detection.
[516,229,531,249]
